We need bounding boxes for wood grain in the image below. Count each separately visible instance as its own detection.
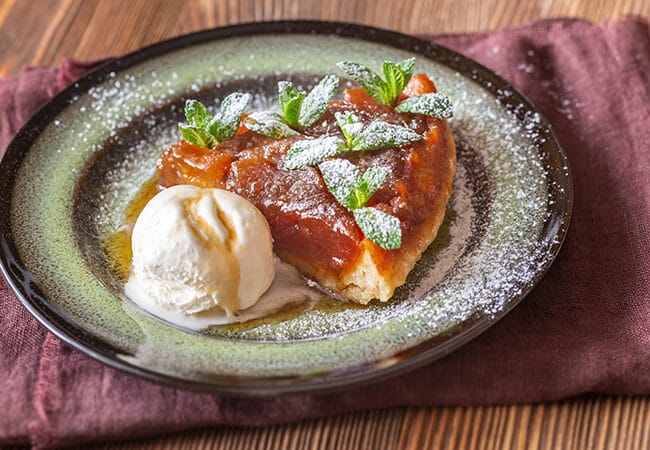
[0,0,648,76]
[83,396,650,450]
[1,1,649,449]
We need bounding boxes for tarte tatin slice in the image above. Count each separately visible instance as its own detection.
[157,73,456,303]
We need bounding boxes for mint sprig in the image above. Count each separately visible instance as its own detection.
[319,159,401,249]
[383,59,415,104]
[179,125,218,149]
[208,92,253,141]
[297,74,339,128]
[336,111,364,148]
[284,111,422,169]
[337,58,415,106]
[278,82,304,129]
[395,92,454,119]
[319,159,388,210]
[245,75,339,138]
[179,93,251,148]
[338,59,454,119]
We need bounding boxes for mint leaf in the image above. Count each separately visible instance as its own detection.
[382,58,415,103]
[395,92,453,119]
[353,207,402,250]
[208,92,251,141]
[349,165,389,209]
[254,75,339,137]
[359,165,389,200]
[179,125,217,149]
[334,110,357,128]
[396,58,415,85]
[285,135,345,169]
[319,160,389,210]
[180,94,250,148]
[337,61,389,105]
[244,111,299,138]
[351,120,422,151]
[338,58,415,106]
[278,81,304,128]
[184,100,211,128]
[383,62,408,104]
[299,74,339,128]
[318,159,360,209]
[320,159,401,248]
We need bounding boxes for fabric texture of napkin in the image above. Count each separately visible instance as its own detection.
[1,17,649,447]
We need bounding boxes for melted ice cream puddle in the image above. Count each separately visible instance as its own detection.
[126,257,319,330]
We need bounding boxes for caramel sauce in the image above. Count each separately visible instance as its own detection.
[104,175,160,282]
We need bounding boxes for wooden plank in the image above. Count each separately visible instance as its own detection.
[81,396,650,449]
[1,0,648,75]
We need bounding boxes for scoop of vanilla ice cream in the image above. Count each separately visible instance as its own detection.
[126,185,275,315]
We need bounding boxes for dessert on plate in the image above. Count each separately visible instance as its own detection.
[126,58,456,321]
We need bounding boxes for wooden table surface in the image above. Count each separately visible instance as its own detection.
[1,1,649,449]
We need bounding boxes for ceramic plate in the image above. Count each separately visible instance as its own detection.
[0,21,571,395]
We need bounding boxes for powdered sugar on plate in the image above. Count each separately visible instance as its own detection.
[75,71,550,345]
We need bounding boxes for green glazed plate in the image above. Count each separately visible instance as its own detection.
[0,21,572,395]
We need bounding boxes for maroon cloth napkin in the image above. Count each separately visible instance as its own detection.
[1,17,649,447]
